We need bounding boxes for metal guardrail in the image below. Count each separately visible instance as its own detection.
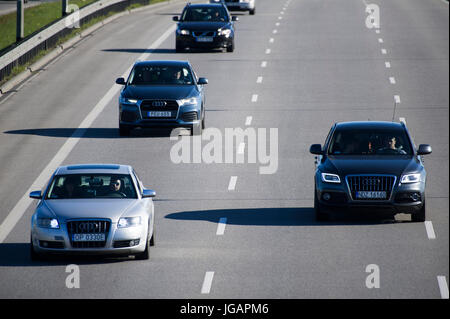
[0,0,151,83]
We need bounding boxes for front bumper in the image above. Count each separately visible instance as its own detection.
[31,221,149,256]
[315,173,425,214]
[176,34,233,50]
[120,102,201,129]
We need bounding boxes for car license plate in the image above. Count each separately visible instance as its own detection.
[356,191,387,199]
[196,37,213,42]
[147,111,171,117]
[72,233,105,242]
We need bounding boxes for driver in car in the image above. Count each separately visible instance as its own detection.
[378,136,407,154]
[107,177,126,197]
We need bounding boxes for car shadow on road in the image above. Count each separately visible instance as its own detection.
[4,127,184,138]
[102,48,227,54]
[165,207,398,227]
[0,243,133,267]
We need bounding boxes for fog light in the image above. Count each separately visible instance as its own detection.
[322,193,331,201]
[410,193,420,202]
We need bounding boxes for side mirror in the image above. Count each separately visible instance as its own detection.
[142,189,156,198]
[197,77,208,85]
[29,191,42,199]
[417,144,432,155]
[310,144,323,155]
[115,77,126,85]
[172,16,179,21]
[231,16,238,22]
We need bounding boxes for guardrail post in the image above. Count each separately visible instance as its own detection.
[16,0,24,42]
[62,0,68,16]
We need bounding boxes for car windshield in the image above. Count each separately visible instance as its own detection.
[128,65,194,85]
[46,174,138,199]
[182,6,229,22]
[328,128,413,155]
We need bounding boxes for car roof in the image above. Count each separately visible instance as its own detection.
[334,121,406,130]
[187,3,224,8]
[134,60,190,67]
[55,164,132,175]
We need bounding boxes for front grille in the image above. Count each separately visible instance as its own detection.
[346,175,396,200]
[140,100,178,119]
[181,111,198,122]
[192,31,216,37]
[67,220,110,248]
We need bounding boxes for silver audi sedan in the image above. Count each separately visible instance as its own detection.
[29,164,156,260]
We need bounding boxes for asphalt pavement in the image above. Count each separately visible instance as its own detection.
[0,0,448,299]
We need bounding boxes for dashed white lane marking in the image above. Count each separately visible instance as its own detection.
[280,11,284,14]
[394,95,401,104]
[251,94,258,102]
[237,142,245,154]
[201,272,215,294]
[385,61,391,68]
[265,48,271,54]
[381,48,387,54]
[261,61,267,68]
[389,77,396,84]
[228,176,237,191]
[378,38,383,43]
[245,116,253,126]
[278,16,283,20]
[276,22,280,26]
[269,38,274,43]
[375,29,380,34]
[424,221,436,239]
[256,76,263,83]
[437,276,449,299]
[216,217,227,235]
[399,117,406,124]
[273,29,278,34]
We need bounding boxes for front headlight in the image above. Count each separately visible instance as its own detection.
[118,217,142,228]
[37,218,59,229]
[178,29,190,35]
[218,28,232,37]
[400,173,421,184]
[178,97,198,106]
[120,97,138,104]
[321,173,341,184]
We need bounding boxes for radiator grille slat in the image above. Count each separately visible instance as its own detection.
[67,220,110,248]
[346,175,396,200]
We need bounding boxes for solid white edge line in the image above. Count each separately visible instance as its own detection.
[437,276,449,299]
[424,221,436,239]
[228,176,237,191]
[0,24,176,243]
[201,271,215,294]
[216,217,227,235]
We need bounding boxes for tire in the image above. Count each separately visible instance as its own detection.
[411,199,426,222]
[30,235,43,261]
[150,228,155,247]
[226,41,234,53]
[119,124,131,137]
[201,108,205,129]
[314,189,329,221]
[135,231,150,260]
[249,8,255,15]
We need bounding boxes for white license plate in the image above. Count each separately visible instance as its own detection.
[72,233,106,242]
[196,37,213,42]
[356,191,387,199]
[147,111,172,117]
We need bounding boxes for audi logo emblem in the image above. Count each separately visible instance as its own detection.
[363,179,381,185]
[152,101,167,107]
[78,222,99,232]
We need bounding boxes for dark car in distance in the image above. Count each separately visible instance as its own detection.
[310,121,432,222]
[173,3,237,52]
[116,60,208,136]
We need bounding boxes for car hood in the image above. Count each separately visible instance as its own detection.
[122,85,197,100]
[178,21,231,31]
[323,155,420,176]
[43,199,138,223]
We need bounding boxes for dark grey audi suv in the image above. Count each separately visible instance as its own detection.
[116,60,208,136]
[310,121,432,222]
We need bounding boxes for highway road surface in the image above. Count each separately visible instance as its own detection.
[0,0,448,299]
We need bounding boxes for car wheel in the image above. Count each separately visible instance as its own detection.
[135,230,150,260]
[314,188,329,221]
[411,199,426,222]
[30,235,43,261]
[150,228,155,247]
[249,8,255,15]
[201,109,205,129]
[119,124,131,137]
[226,41,234,53]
